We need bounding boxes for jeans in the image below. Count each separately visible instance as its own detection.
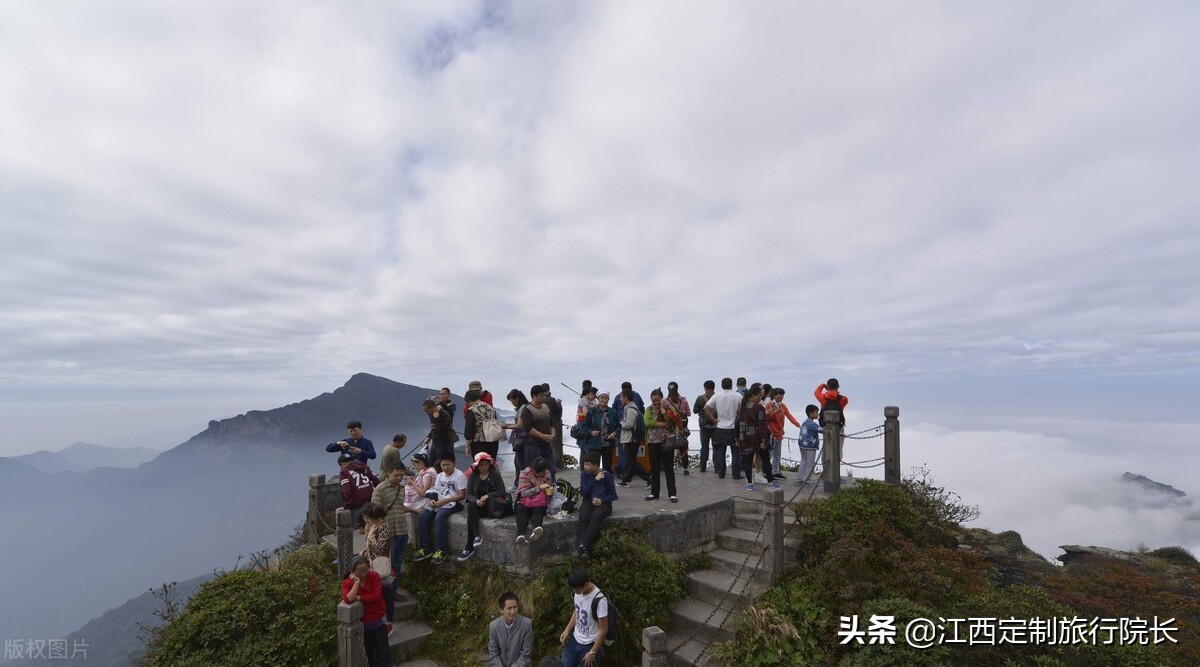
[698,426,714,471]
[769,434,783,475]
[576,500,612,551]
[419,504,463,552]
[713,428,738,477]
[388,532,408,587]
[561,634,600,667]
[648,441,676,498]
[741,445,774,484]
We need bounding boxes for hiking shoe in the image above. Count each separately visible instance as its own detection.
[431,550,444,564]
[774,473,787,480]
[516,534,528,546]
[411,548,430,562]
[457,548,475,562]
[530,526,544,542]
[745,484,755,492]
[669,496,678,503]
[472,536,483,548]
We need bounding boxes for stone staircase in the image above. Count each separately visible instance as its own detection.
[662,496,804,666]
[388,590,432,664]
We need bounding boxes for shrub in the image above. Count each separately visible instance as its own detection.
[709,579,828,666]
[1148,546,1198,568]
[403,522,684,666]
[146,543,339,666]
[836,596,951,667]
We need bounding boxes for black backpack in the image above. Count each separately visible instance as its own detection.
[591,592,619,647]
[631,406,646,442]
[822,396,846,428]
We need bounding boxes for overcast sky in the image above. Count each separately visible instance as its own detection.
[1,1,1198,456]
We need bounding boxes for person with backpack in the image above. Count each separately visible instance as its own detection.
[572,386,604,459]
[575,451,617,561]
[612,381,643,478]
[814,378,848,428]
[559,569,611,666]
[465,388,503,462]
[692,380,717,473]
[594,390,619,474]
[616,389,650,488]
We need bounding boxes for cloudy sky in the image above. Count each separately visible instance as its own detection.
[2,0,1198,465]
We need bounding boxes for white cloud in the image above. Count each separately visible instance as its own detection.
[0,1,1198,445]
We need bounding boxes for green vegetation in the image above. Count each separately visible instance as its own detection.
[405,522,691,665]
[143,543,340,666]
[710,477,1197,666]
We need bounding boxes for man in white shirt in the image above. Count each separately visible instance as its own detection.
[702,377,744,479]
[414,452,467,565]
[559,569,608,666]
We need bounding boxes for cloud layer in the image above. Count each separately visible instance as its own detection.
[1,1,1198,425]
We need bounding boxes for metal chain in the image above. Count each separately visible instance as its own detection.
[844,424,885,440]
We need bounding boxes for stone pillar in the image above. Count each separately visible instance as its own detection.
[641,626,668,667]
[822,411,842,494]
[336,508,354,579]
[306,474,327,543]
[763,487,785,585]
[338,601,366,667]
[884,406,900,485]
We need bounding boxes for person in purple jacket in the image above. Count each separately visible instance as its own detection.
[574,451,618,561]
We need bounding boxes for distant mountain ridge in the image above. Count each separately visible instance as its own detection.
[0,373,455,656]
[6,442,161,474]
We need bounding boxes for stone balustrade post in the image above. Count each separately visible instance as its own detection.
[337,601,365,667]
[336,508,354,579]
[306,474,327,543]
[822,411,842,494]
[884,406,900,485]
[641,626,668,666]
[763,486,785,584]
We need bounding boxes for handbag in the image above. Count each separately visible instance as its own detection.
[664,434,689,452]
[483,419,506,442]
[370,555,393,581]
[520,487,549,509]
[449,428,459,444]
[486,494,514,518]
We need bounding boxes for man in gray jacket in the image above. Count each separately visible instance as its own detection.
[489,591,533,667]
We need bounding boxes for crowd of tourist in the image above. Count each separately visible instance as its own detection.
[334,376,847,666]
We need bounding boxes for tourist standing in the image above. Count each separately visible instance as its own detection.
[702,378,743,479]
[692,380,717,473]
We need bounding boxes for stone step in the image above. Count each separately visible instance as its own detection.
[715,527,802,564]
[685,569,763,609]
[388,620,433,663]
[707,548,772,585]
[393,592,418,622]
[732,511,808,535]
[669,598,737,643]
[664,633,716,667]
